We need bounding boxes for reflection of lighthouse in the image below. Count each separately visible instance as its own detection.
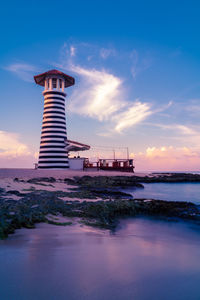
[34,70,75,169]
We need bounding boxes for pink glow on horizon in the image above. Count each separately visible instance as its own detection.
[0,131,200,171]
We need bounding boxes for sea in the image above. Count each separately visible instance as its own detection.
[0,180,200,299]
[129,182,200,204]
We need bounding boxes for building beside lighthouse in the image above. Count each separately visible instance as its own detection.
[34,69,75,169]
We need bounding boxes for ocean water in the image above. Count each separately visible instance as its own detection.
[0,219,200,300]
[0,181,200,299]
[128,182,200,204]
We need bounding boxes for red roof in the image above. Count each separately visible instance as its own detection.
[34,69,75,87]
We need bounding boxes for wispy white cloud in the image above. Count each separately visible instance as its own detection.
[175,125,197,135]
[67,63,155,133]
[130,49,153,79]
[68,64,125,121]
[70,46,76,57]
[5,63,39,82]
[55,43,170,134]
[185,100,200,116]
[151,122,198,136]
[100,48,116,59]
[52,43,174,135]
[130,49,138,79]
[113,101,152,133]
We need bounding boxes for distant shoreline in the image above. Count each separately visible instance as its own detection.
[0,168,200,180]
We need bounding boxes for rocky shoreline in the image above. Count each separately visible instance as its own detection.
[1,174,200,239]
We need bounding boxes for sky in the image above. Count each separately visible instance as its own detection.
[1,0,200,171]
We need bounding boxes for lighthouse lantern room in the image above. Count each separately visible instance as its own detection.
[34,69,75,169]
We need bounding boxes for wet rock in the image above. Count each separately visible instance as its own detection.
[64,178,76,185]
[27,177,56,184]
[46,219,72,226]
[6,190,25,197]
[132,173,200,183]
[13,178,25,182]
[0,188,5,194]
[86,188,133,199]
[1,185,200,239]
[72,176,144,189]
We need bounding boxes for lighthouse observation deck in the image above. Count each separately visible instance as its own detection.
[34,70,75,169]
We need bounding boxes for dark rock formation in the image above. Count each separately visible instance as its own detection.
[0,174,200,239]
[27,177,56,184]
[0,185,200,239]
[65,175,144,189]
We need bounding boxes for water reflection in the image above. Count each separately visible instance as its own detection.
[0,219,200,300]
[129,183,200,204]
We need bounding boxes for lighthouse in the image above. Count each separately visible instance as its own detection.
[34,69,75,169]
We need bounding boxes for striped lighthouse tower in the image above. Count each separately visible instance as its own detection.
[34,70,75,169]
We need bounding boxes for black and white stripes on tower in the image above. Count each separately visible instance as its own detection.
[34,70,75,169]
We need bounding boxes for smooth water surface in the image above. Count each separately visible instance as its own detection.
[0,219,200,300]
[129,182,200,204]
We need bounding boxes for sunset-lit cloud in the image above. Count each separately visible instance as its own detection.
[131,146,200,172]
[0,131,34,167]
[0,130,30,156]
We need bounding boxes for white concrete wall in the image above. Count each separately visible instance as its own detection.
[69,158,85,170]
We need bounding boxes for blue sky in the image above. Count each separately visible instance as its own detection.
[1,0,200,171]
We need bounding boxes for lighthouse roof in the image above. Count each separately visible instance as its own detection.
[34,69,75,87]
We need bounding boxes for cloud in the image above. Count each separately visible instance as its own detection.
[151,123,198,136]
[185,101,200,116]
[0,131,30,156]
[113,101,152,133]
[130,49,138,79]
[100,48,116,59]
[70,46,76,57]
[5,63,39,82]
[68,64,125,121]
[130,49,153,79]
[175,125,197,135]
[55,43,171,134]
[66,63,154,133]
[131,146,200,172]
[0,131,35,167]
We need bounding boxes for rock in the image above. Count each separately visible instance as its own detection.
[72,176,144,189]
[133,173,200,183]
[13,178,25,182]
[0,188,5,194]
[64,178,76,185]
[6,190,24,197]
[1,182,200,239]
[27,177,56,184]
[46,219,72,226]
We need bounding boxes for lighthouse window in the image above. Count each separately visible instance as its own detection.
[52,78,57,88]
[59,79,62,88]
